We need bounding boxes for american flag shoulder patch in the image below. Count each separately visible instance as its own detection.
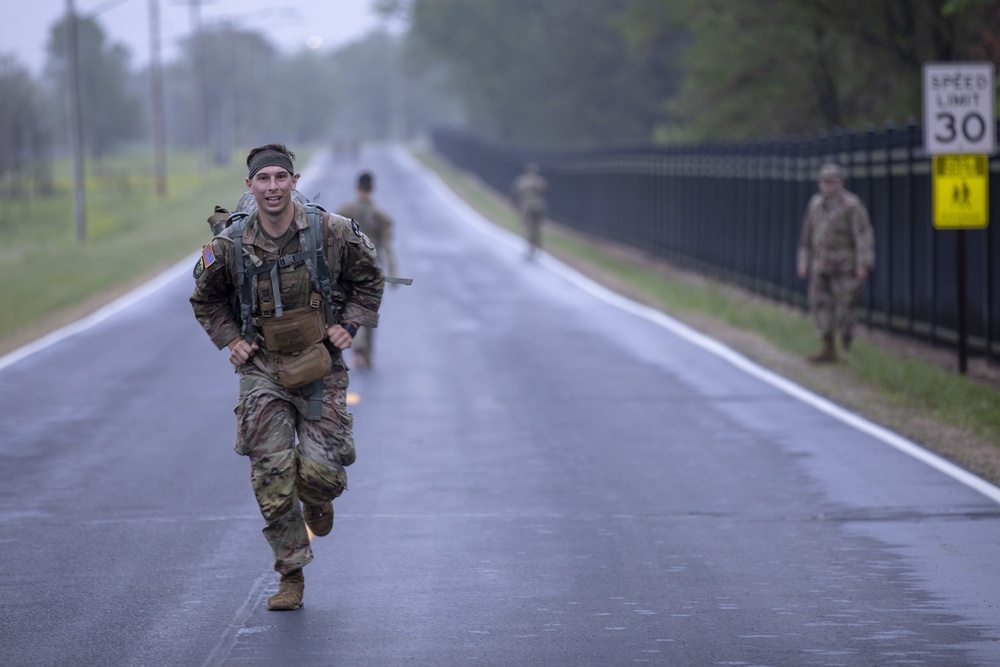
[202,244,216,268]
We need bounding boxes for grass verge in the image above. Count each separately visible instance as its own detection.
[414,148,1000,487]
[0,151,248,355]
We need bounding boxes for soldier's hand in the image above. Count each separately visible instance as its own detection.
[327,324,354,350]
[227,337,259,365]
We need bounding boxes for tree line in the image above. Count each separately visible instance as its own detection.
[401,0,1000,146]
[0,9,457,199]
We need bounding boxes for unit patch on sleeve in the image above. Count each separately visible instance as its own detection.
[350,219,376,250]
[194,243,215,279]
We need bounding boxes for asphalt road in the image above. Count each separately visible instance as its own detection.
[1,146,998,667]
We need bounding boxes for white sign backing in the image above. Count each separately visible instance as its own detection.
[923,62,996,155]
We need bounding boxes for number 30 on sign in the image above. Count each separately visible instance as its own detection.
[923,62,996,156]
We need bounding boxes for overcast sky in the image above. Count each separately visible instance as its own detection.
[1,0,388,76]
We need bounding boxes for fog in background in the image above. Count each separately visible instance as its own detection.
[1,0,998,192]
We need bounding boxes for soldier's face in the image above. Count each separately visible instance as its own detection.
[818,177,842,197]
[246,166,298,216]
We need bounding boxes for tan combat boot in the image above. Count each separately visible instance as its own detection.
[304,502,334,537]
[267,569,304,611]
[807,334,838,363]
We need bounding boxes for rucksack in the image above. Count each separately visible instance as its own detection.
[218,202,337,347]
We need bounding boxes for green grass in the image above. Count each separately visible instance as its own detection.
[0,150,249,347]
[414,148,1000,463]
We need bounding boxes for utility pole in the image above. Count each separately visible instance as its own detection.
[149,0,168,197]
[181,0,209,173]
[65,0,87,242]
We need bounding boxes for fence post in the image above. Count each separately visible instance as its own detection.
[905,119,917,337]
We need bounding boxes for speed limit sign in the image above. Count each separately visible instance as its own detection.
[923,62,996,155]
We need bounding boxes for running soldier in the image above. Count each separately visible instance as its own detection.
[190,143,384,611]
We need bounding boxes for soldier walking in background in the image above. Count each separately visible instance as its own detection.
[337,171,398,369]
[797,163,875,363]
[191,143,384,611]
[511,162,548,259]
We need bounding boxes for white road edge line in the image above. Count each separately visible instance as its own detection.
[397,146,1000,507]
[0,251,199,373]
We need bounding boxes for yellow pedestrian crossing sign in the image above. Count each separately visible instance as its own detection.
[932,154,989,229]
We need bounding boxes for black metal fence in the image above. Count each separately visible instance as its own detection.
[432,123,1000,361]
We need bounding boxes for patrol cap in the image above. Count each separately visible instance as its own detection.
[818,163,844,181]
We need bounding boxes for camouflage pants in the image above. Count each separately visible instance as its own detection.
[809,271,862,338]
[234,367,356,574]
[524,211,543,253]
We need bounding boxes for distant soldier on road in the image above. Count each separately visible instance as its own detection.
[191,143,384,611]
[336,171,398,369]
[797,163,875,363]
[511,162,548,259]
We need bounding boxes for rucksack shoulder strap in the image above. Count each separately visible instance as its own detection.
[301,204,337,326]
[228,217,256,343]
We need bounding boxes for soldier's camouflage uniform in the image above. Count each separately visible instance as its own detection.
[797,189,875,339]
[190,203,384,574]
[511,169,548,256]
[336,198,397,365]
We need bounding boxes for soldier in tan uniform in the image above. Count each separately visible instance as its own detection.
[190,144,384,611]
[511,162,548,259]
[336,171,397,369]
[797,163,875,363]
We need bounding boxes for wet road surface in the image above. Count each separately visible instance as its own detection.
[1,146,998,666]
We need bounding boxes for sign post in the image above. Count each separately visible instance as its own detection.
[923,62,995,374]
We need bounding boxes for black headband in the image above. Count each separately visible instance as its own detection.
[248,150,294,179]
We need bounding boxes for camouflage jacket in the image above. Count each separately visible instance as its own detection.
[190,203,384,355]
[797,190,875,275]
[336,197,398,277]
[511,172,548,215]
